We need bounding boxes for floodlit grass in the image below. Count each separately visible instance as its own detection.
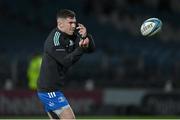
[78,115,180,119]
[1,115,180,119]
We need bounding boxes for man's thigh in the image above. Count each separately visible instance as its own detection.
[38,91,69,111]
[47,105,75,119]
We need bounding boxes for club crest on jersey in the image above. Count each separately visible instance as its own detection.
[48,101,55,107]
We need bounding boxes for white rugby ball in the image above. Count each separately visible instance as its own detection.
[140,18,162,37]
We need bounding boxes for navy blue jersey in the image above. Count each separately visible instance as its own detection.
[37,28,95,92]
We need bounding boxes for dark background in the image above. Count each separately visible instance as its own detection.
[0,0,180,117]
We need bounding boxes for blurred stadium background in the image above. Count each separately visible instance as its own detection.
[0,0,180,119]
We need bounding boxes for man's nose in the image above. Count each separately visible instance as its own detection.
[72,23,76,28]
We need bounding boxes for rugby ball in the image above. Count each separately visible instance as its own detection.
[140,18,162,37]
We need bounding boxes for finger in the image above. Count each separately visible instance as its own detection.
[82,41,89,47]
[77,24,85,29]
[84,39,89,43]
[83,43,89,48]
[76,26,82,29]
[79,40,84,47]
[83,40,88,45]
[78,23,83,27]
[78,30,85,36]
[79,30,87,37]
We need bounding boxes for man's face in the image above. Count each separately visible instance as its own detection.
[58,17,76,35]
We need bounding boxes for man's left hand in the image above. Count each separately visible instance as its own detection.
[79,38,89,48]
[76,23,87,38]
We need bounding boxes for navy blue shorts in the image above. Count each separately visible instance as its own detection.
[37,91,69,112]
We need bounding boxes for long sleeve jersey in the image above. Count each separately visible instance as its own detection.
[37,28,95,92]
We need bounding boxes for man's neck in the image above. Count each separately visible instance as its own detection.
[57,27,74,39]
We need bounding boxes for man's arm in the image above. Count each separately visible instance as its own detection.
[76,23,95,53]
[82,34,96,53]
[46,43,84,69]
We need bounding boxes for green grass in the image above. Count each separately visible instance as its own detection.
[78,115,180,119]
[1,115,180,119]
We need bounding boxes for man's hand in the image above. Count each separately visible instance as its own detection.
[79,38,89,48]
[77,23,89,48]
[76,23,87,39]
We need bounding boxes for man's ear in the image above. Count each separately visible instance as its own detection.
[57,18,63,28]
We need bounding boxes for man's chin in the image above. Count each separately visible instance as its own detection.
[67,31,73,35]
